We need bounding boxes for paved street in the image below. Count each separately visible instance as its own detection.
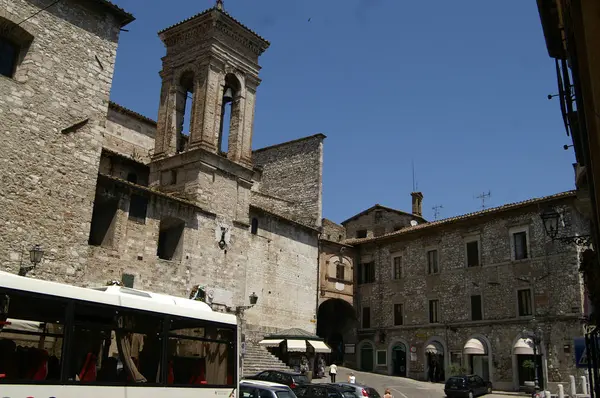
[311,367,523,398]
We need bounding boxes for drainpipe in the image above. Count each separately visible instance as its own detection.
[316,230,322,335]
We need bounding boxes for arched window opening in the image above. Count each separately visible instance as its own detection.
[218,74,241,155]
[176,71,194,153]
[251,217,259,235]
[157,217,185,261]
[0,17,34,79]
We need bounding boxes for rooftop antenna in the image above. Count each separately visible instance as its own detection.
[432,205,443,220]
[475,190,492,209]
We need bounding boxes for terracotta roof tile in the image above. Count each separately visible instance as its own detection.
[92,0,135,26]
[340,203,426,225]
[344,190,576,245]
[108,101,157,126]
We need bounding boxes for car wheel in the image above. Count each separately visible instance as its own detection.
[468,391,474,398]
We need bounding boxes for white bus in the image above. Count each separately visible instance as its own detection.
[0,271,239,398]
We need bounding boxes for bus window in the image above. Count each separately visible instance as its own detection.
[0,290,66,383]
[168,317,235,386]
[69,302,163,385]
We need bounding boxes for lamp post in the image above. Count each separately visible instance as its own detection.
[522,322,544,398]
[540,207,592,245]
[19,245,44,276]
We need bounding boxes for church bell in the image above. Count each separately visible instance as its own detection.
[223,87,234,103]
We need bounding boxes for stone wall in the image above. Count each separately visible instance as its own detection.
[253,134,325,228]
[344,206,422,240]
[103,103,156,163]
[0,0,126,284]
[322,218,346,243]
[351,194,587,391]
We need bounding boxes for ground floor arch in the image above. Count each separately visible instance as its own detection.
[317,298,356,365]
[463,334,493,383]
[424,336,447,383]
[387,338,409,377]
[511,334,547,391]
[357,339,375,372]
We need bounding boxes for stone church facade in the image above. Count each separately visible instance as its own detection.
[0,0,321,341]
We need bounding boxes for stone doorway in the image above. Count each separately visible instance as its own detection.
[317,298,356,365]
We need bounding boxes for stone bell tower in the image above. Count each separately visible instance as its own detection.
[149,1,270,221]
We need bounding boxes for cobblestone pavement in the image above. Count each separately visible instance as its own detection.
[311,367,525,398]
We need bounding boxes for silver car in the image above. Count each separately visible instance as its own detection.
[333,382,381,398]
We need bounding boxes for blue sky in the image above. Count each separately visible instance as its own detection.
[109,0,575,224]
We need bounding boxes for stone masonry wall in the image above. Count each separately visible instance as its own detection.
[103,106,156,163]
[352,197,587,391]
[322,218,346,243]
[253,134,325,228]
[0,0,124,283]
[344,208,421,240]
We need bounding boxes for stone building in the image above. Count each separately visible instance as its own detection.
[335,190,587,391]
[0,0,324,347]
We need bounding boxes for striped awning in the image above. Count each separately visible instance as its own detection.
[308,340,331,353]
[287,339,307,352]
[259,339,283,347]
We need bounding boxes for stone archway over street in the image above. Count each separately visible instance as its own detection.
[317,298,356,365]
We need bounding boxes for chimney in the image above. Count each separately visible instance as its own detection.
[411,192,423,216]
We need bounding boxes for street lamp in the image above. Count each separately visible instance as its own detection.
[235,292,258,314]
[540,207,592,246]
[19,245,44,276]
[522,322,544,398]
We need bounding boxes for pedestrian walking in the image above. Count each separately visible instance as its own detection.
[329,362,337,383]
[384,389,393,398]
[348,372,356,384]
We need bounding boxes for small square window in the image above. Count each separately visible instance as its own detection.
[358,262,375,284]
[336,263,345,280]
[356,230,367,239]
[376,350,387,366]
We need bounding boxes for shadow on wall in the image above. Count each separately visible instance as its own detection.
[249,209,319,247]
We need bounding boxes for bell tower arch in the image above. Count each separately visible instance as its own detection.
[149,2,270,220]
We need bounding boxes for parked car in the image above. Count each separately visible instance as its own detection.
[444,375,493,398]
[240,379,298,398]
[246,370,310,390]
[294,383,359,398]
[334,382,381,398]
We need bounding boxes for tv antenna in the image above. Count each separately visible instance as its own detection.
[475,191,492,209]
[432,205,444,220]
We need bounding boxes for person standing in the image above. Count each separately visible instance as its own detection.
[348,372,356,384]
[384,389,393,398]
[329,362,337,383]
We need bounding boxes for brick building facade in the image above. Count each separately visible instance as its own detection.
[335,191,587,391]
[0,0,323,346]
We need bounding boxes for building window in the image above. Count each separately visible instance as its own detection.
[429,299,439,323]
[157,217,185,261]
[0,37,18,78]
[251,217,259,235]
[126,172,138,184]
[394,304,403,326]
[362,307,371,329]
[88,188,119,248]
[466,240,480,267]
[336,262,345,280]
[128,194,148,223]
[518,289,533,317]
[356,230,367,238]
[0,17,33,80]
[121,273,135,288]
[393,256,402,279]
[376,350,387,366]
[427,250,439,274]
[358,262,375,284]
[471,295,482,321]
[513,231,528,260]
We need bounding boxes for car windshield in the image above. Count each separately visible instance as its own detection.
[276,391,296,398]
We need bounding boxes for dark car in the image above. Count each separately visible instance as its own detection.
[294,383,358,398]
[240,380,298,398]
[444,375,493,398]
[246,370,310,390]
[334,382,381,398]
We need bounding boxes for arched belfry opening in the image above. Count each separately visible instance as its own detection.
[218,74,241,154]
[175,70,195,153]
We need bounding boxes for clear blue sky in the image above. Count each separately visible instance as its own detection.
[109,0,575,224]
